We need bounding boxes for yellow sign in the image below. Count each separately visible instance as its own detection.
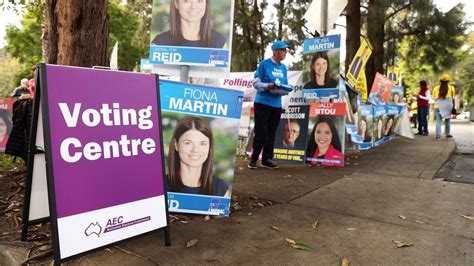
[355,70,368,103]
[346,39,372,88]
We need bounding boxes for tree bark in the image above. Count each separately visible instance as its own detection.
[366,0,385,91]
[277,0,285,40]
[43,0,58,64]
[345,0,360,73]
[43,0,108,67]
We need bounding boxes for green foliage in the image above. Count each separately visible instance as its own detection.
[108,1,145,71]
[232,0,313,72]
[455,32,474,108]
[0,153,21,169]
[126,0,153,60]
[4,3,43,84]
[395,3,469,99]
[0,50,22,97]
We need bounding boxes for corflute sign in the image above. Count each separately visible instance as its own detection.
[40,65,169,261]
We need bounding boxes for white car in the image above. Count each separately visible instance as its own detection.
[456,112,470,120]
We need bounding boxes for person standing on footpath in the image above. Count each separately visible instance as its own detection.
[11,79,31,100]
[248,40,289,170]
[414,80,431,135]
[432,74,455,139]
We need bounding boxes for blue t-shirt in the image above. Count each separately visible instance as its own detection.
[254,58,288,108]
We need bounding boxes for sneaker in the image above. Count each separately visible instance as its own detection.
[436,135,441,139]
[261,160,279,169]
[423,132,429,136]
[415,132,423,135]
[446,135,453,139]
[247,161,257,169]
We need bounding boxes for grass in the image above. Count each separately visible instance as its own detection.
[0,153,22,169]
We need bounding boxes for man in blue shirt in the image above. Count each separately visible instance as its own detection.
[248,40,289,170]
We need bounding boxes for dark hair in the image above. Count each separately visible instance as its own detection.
[359,117,371,142]
[168,116,214,195]
[384,115,395,136]
[309,52,332,87]
[305,116,341,158]
[0,110,12,136]
[170,0,212,47]
[419,80,427,87]
[439,80,449,99]
[392,92,400,103]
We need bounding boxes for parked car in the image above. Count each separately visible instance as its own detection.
[456,111,470,120]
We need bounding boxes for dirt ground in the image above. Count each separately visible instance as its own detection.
[0,154,275,264]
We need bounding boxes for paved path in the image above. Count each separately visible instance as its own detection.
[2,134,473,265]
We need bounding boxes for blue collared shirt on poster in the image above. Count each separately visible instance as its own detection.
[253,57,288,108]
[368,93,386,106]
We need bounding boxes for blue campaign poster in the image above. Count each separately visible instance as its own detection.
[160,80,243,216]
[149,0,234,68]
[373,105,387,146]
[384,104,404,141]
[302,35,341,91]
[358,105,374,150]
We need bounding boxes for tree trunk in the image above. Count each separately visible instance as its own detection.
[43,0,108,67]
[366,0,385,91]
[345,0,360,73]
[277,0,285,40]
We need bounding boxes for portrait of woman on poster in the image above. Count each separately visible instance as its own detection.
[168,116,229,196]
[384,115,395,136]
[151,0,227,48]
[375,117,384,141]
[305,116,344,167]
[303,52,338,89]
[0,110,12,150]
[391,92,401,104]
[359,118,371,142]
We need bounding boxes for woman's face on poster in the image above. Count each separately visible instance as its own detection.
[393,93,400,103]
[312,57,328,77]
[176,128,210,168]
[175,0,206,24]
[315,122,332,150]
[377,119,383,132]
[0,116,7,139]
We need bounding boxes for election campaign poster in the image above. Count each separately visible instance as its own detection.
[373,105,387,146]
[355,70,368,103]
[358,104,374,150]
[368,73,393,106]
[306,102,346,167]
[336,76,359,135]
[149,0,234,74]
[0,98,14,152]
[384,104,403,142]
[220,71,302,155]
[273,105,309,163]
[160,80,242,216]
[389,86,404,104]
[302,35,340,91]
[39,65,169,261]
[387,66,400,83]
[347,38,372,88]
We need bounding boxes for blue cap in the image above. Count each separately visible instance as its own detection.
[271,40,288,50]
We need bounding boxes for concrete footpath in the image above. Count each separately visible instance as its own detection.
[3,134,474,265]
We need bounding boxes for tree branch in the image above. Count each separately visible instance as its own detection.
[385,3,411,21]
